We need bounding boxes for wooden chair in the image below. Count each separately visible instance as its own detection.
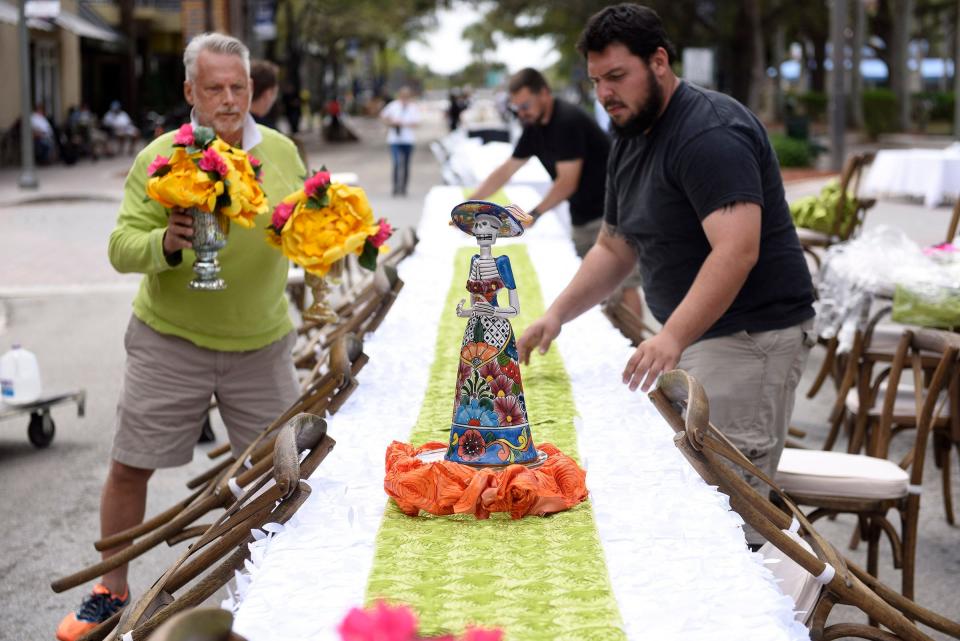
[796,152,876,255]
[776,329,959,600]
[600,295,655,346]
[149,608,247,641]
[57,414,334,641]
[50,337,366,625]
[649,369,960,641]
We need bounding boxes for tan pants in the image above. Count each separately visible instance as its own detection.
[677,320,814,544]
[112,316,299,469]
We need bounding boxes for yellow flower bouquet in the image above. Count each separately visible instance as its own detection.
[266,169,393,277]
[145,124,268,227]
[144,124,269,290]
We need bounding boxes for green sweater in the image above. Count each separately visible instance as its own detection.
[108,126,306,351]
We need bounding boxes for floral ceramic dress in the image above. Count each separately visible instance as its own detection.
[445,253,538,466]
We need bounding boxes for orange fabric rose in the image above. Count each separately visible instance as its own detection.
[383,441,588,520]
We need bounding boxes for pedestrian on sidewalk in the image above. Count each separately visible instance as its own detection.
[55,32,305,641]
[380,86,421,197]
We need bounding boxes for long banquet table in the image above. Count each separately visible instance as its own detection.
[228,185,809,641]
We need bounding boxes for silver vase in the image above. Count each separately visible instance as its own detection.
[188,208,230,291]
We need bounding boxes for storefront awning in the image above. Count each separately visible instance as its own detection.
[0,0,120,42]
[54,9,120,42]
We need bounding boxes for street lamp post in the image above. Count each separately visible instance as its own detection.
[18,0,37,189]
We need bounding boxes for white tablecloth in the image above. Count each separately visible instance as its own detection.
[863,146,960,207]
[444,134,553,192]
[228,185,809,641]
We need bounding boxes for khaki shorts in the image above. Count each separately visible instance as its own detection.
[571,218,643,289]
[677,320,814,544]
[112,316,300,469]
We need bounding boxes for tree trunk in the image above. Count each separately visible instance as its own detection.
[851,0,865,129]
[955,0,960,136]
[830,0,848,171]
[812,36,827,93]
[890,0,913,131]
[120,0,137,117]
[746,0,766,115]
[284,0,300,95]
[773,24,786,122]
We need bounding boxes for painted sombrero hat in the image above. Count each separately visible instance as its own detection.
[450,200,533,238]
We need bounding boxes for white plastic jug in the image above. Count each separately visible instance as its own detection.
[0,344,42,405]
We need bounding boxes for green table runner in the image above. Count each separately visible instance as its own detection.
[365,245,625,640]
[462,186,511,205]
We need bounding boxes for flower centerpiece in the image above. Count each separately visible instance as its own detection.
[145,123,269,290]
[266,168,393,321]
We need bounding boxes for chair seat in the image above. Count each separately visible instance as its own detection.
[776,449,909,500]
[796,227,831,246]
[759,529,821,623]
[844,385,947,421]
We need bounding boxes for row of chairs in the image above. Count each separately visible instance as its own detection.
[49,230,419,641]
[652,363,960,641]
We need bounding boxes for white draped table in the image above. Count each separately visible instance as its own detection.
[863,146,960,207]
[228,185,809,641]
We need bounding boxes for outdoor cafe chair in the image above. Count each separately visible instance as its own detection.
[649,369,960,641]
[776,329,959,600]
[796,152,877,256]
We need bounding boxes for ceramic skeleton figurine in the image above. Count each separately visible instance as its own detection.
[446,201,538,466]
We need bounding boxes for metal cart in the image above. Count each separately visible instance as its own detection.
[0,390,86,448]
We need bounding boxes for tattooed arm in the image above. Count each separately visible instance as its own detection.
[621,201,761,391]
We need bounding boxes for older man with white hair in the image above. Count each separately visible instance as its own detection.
[56,33,305,641]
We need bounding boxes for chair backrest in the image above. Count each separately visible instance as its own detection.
[869,329,960,488]
[834,152,875,241]
[649,369,960,641]
[946,198,960,244]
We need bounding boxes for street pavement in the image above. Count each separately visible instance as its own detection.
[1,111,958,640]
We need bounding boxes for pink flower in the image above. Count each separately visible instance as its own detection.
[462,628,504,641]
[338,601,418,641]
[370,218,394,248]
[249,155,261,168]
[489,375,513,398]
[271,201,295,230]
[304,170,331,198]
[173,123,195,146]
[147,154,169,176]
[477,362,500,383]
[198,147,229,176]
[493,395,523,426]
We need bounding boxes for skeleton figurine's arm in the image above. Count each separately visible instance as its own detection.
[493,288,519,318]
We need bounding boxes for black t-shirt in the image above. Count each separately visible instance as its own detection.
[604,81,814,340]
[512,98,610,227]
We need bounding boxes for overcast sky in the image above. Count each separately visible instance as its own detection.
[404,2,559,75]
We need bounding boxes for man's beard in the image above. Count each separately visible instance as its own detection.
[609,74,663,138]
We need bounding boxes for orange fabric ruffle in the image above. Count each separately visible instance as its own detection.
[383,441,588,519]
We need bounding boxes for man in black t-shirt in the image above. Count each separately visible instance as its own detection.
[517,4,815,547]
[468,68,644,318]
